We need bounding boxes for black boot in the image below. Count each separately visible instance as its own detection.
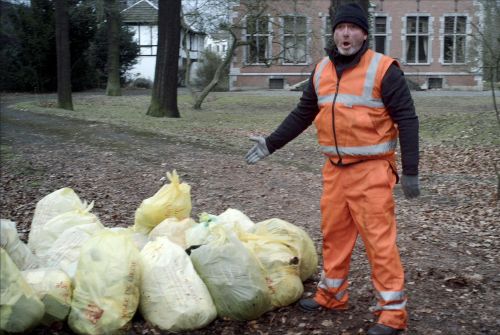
[367,323,403,335]
[298,298,322,311]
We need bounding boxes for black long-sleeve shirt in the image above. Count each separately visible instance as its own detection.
[265,43,419,176]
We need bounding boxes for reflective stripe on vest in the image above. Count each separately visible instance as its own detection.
[320,139,397,156]
[315,52,384,108]
[314,57,330,93]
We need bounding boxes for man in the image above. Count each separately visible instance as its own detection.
[245,3,419,335]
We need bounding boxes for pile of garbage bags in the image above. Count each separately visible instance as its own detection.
[0,170,318,334]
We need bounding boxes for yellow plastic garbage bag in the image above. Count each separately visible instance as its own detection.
[190,226,272,321]
[252,218,318,281]
[242,233,304,308]
[1,219,40,270]
[140,237,216,331]
[148,217,196,249]
[109,227,149,251]
[31,205,101,260]
[68,230,142,335]
[22,268,72,326]
[199,208,255,233]
[43,220,104,279]
[28,188,88,253]
[133,170,192,234]
[0,248,45,333]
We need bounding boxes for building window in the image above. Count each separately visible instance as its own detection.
[282,15,308,64]
[245,15,270,64]
[324,16,333,50]
[405,16,429,64]
[128,24,157,56]
[269,78,284,89]
[443,15,466,64]
[189,33,196,51]
[373,16,388,54]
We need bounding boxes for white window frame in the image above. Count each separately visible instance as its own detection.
[243,14,272,65]
[280,14,309,65]
[372,14,390,55]
[322,15,333,51]
[441,14,468,65]
[402,14,432,64]
[128,23,158,56]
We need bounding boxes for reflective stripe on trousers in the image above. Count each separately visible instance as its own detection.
[374,290,407,311]
[317,272,348,302]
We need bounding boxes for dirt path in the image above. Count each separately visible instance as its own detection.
[0,94,498,335]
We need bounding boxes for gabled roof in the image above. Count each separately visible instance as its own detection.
[121,0,158,24]
[121,0,205,35]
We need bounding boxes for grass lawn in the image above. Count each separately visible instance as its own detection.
[14,91,500,152]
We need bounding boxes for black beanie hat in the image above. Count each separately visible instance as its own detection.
[332,3,369,34]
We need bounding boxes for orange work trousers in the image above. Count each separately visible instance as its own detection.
[314,158,407,330]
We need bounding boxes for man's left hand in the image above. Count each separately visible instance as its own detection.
[401,174,420,199]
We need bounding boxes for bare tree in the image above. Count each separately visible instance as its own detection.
[54,0,73,110]
[147,0,182,118]
[105,0,122,96]
[469,0,500,200]
[183,0,270,109]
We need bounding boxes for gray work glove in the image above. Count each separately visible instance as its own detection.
[245,136,270,164]
[401,174,420,199]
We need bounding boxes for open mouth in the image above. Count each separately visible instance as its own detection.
[342,41,351,48]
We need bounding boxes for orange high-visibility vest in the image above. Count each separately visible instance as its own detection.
[313,49,398,165]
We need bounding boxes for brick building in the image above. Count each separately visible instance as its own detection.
[229,0,484,91]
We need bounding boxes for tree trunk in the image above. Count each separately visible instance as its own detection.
[54,0,73,110]
[147,0,181,118]
[193,32,238,110]
[105,0,122,96]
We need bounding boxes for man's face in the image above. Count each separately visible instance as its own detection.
[333,23,367,56]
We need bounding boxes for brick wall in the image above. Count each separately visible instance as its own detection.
[230,0,483,91]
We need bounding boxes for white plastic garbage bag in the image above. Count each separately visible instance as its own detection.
[68,230,142,335]
[190,226,272,321]
[215,208,255,232]
[148,217,196,249]
[31,206,101,260]
[109,226,149,251]
[140,238,216,331]
[22,268,72,326]
[185,221,215,248]
[0,248,45,333]
[43,221,104,279]
[28,188,88,253]
[1,219,40,270]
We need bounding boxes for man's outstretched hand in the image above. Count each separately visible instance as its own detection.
[245,136,270,164]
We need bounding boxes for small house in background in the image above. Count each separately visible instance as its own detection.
[229,0,484,91]
[121,0,206,84]
[205,31,230,58]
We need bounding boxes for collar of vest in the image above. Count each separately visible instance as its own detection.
[326,41,369,76]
